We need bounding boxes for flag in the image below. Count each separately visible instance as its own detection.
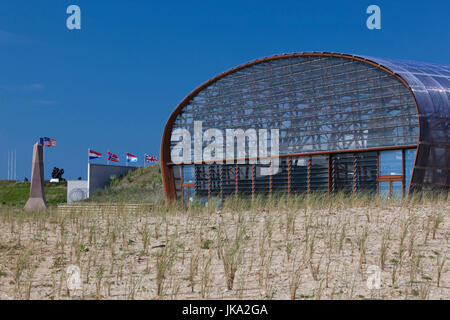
[88,149,102,160]
[126,153,138,163]
[145,154,158,162]
[107,152,119,162]
[40,137,56,147]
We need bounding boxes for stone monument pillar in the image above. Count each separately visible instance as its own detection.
[24,142,48,211]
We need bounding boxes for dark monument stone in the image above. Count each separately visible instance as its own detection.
[24,142,48,211]
[51,167,65,181]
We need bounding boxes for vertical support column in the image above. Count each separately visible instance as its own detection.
[377,151,380,194]
[235,162,238,200]
[220,164,223,200]
[307,157,310,194]
[389,180,392,199]
[207,165,211,201]
[194,165,197,196]
[353,154,357,194]
[251,163,255,200]
[402,149,406,198]
[329,155,334,197]
[287,157,291,196]
[269,161,272,197]
[180,165,184,186]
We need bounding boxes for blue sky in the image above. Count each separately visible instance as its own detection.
[1,0,449,180]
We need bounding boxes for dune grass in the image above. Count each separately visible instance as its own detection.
[85,165,163,204]
[0,191,448,300]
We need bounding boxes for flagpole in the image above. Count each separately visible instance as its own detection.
[14,149,16,180]
[42,139,45,170]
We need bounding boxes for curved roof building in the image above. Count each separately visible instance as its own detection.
[161,52,450,201]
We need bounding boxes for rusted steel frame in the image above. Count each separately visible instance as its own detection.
[251,163,255,200]
[208,165,211,201]
[235,162,238,200]
[307,157,310,194]
[181,183,194,187]
[328,155,332,197]
[287,157,291,196]
[353,154,356,194]
[377,175,403,181]
[269,163,272,197]
[389,181,392,198]
[402,149,406,198]
[377,151,380,194]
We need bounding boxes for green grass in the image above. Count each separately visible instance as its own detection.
[0,164,163,208]
[85,164,163,203]
[0,180,67,208]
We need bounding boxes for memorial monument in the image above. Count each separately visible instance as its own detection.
[24,142,48,211]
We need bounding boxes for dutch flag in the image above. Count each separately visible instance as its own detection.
[88,149,102,160]
[126,153,138,163]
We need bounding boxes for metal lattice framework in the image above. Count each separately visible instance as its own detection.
[161,52,450,200]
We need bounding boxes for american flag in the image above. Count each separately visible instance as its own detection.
[40,137,56,147]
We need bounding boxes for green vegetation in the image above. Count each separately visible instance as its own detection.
[86,165,163,203]
[0,180,66,208]
[0,164,163,208]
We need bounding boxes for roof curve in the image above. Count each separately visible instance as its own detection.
[359,54,450,145]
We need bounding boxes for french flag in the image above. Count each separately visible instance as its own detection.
[108,152,119,162]
[126,153,138,163]
[88,149,102,160]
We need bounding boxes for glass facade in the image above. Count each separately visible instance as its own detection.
[404,148,417,194]
[171,56,418,158]
[362,55,450,191]
[162,53,450,201]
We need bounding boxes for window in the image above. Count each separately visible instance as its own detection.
[183,165,195,183]
[404,148,417,194]
[379,150,402,176]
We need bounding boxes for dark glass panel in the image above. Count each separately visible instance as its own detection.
[355,152,378,193]
[290,157,308,193]
[331,153,354,194]
[309,155,329,191]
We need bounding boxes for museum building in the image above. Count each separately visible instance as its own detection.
[161,52,450,201]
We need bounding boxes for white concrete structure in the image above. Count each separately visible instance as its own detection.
[67,180,88,203]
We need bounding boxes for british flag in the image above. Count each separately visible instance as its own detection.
[145,154,158,163]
